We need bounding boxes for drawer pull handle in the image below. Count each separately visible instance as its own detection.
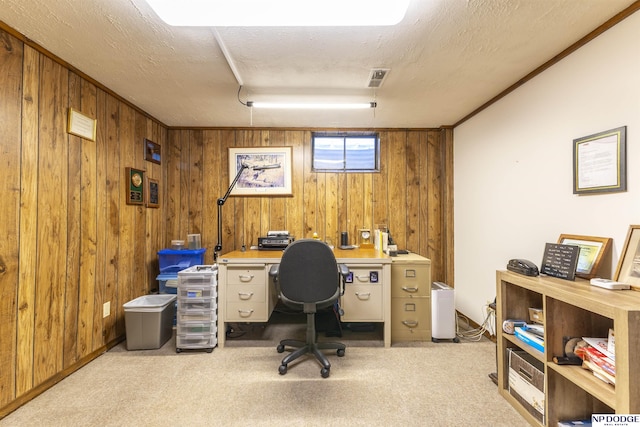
[355,275,370,283]
[402,286,418,293]
[402,320,419,328]
[238,309,254,317]
[238,292,254,300]
[239,274,254,282]
[355,292,371,300]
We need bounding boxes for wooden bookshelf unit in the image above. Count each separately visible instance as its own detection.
[496,270,640,426]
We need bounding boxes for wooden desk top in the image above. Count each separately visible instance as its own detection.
[218,247,392,264]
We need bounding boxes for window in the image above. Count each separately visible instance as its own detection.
[312,133,380,172]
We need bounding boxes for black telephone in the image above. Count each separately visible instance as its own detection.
[507,259,539,276]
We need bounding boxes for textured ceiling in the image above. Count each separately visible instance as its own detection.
[0,0,637,128]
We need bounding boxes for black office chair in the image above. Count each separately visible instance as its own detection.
[269,239,348,378]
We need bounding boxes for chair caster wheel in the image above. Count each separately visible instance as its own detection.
[277,344,285,353]
[321,367,330,378]
[279,364,287,375]
[453,337,460,343]
[337,348,345,357]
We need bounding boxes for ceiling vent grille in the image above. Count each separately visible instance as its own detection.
[367,68,390,88]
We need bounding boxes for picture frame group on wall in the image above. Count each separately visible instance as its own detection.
[615,225,640,291]
[125,166,159,208]
[228,146,293,197]
[557,234,612,280]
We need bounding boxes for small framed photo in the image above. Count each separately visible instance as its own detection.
[573,126,626,194]
[144,138,161,165]
[557,234,612,279]
[147,177,159,208]
[228,146,292,196]
[614,225,640,290]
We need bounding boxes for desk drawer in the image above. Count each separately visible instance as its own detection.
[227,283,266,303]
[391,265,430,298]
[391,297,431,341]
[226,302,269,322]
[341,284,383,321]
[349,267,383,284]
[226,267,265,285]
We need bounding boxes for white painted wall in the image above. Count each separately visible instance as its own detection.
[453,11,640,327]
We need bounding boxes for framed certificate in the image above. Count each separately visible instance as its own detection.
[67,108,97,141]
[573,126,626,194]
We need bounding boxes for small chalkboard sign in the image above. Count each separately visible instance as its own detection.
[541,243,580,280]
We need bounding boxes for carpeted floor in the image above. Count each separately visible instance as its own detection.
[1,317,527,427]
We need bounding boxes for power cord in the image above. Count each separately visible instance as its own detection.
[455,302,496,341]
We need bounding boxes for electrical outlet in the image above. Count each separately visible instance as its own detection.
[103,301,110,318]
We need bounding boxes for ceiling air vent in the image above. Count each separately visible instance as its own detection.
[367,68,390,88]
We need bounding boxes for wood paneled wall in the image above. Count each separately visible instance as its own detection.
[0,28,168,416]
[0,23,453,418]
[164,128,453,282]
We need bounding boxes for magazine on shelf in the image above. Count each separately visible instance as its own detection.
[582,346,615,376]
[582,336,614,360]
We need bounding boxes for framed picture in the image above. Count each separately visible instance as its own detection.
[67,107,97,141]
[557,234,612,279]
[144,138,161,164]
[573,126,626,194]
[614,225,640,290]
[147,177,159,208]
[125,167,145,205]
[228,146,293,196]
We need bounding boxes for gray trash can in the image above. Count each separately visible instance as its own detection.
[123,294,176,350]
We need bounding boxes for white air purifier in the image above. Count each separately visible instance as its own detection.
[431,282,459,343]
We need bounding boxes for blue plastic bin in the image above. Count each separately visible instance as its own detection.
[156,273,178,294]
[158,248,206,274]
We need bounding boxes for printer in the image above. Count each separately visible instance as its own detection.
[258,231,294,250]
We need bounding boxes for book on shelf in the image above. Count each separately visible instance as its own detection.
[582,360,615,385]
[582,346,615,376]
[523,323,544,338]
[514,326,544,352]
[581,336,614,360]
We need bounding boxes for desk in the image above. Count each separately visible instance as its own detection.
[216,248,392,348]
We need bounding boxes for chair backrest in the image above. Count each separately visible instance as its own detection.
[278,239,340,304]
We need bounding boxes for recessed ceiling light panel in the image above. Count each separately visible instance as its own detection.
[144,0,411,27]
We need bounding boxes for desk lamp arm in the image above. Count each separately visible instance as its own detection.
[215,164,249,260]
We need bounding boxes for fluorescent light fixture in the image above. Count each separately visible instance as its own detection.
[246,101,377,110]
[144,0,410,26]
